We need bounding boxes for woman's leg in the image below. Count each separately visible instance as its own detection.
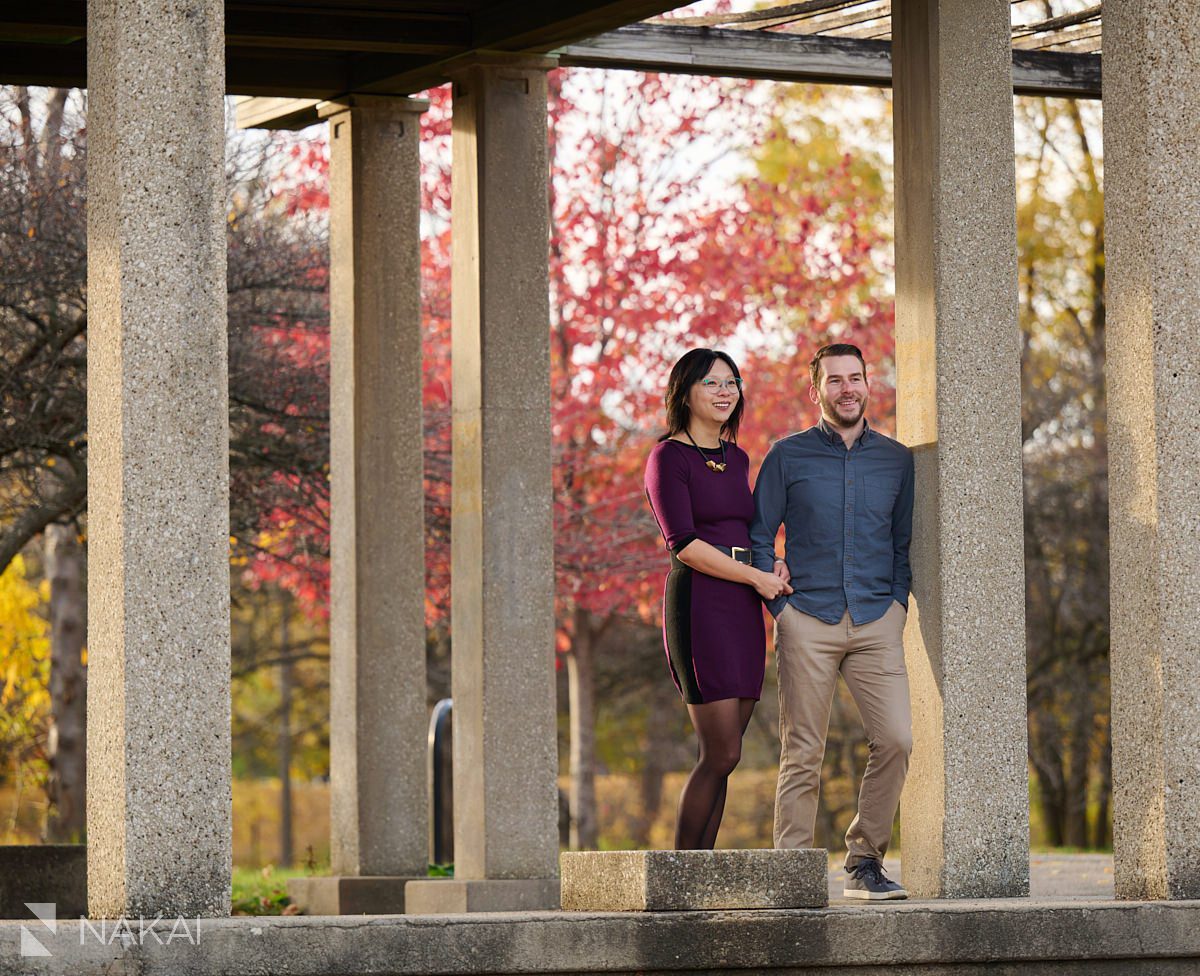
[675,697,752,849]
[697,698,756,849]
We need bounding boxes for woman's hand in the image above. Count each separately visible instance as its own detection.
[773,559,791,584]
[753,568,793,601]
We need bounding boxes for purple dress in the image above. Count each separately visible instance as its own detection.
[644,439,766,704]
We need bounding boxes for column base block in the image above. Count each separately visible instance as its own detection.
[0,845,87,919]
[286,876,425,915]
[404,878,560,914]
[561,849,829,911]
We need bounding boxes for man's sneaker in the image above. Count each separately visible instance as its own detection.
[843,858,908,900]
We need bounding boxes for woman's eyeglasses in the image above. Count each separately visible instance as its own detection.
[699,378,743,394]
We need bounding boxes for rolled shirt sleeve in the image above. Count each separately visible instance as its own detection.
[750,444,786,573]
[750,444,788,616]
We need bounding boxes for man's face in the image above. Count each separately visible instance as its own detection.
[810,354,869,429]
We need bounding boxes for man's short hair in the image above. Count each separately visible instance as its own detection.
[810,343,867,386]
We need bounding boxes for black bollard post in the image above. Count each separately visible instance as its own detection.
[427,698,454,867]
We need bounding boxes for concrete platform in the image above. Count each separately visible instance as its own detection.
[286,876,424,915]
[5,896,1200,975]
[404,878,560,914]
[562,849,827,910]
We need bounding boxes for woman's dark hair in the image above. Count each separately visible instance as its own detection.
[660,348,746,443]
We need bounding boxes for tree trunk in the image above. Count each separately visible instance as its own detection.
[632,683,669,846]
[567,606,599,849]
[1092,721,1112,850]
[279,594,294,867]
[1029,713,1066,847]
[44,522,87,842]
[1064,689,1092,848]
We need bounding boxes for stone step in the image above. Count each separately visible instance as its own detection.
[560,848,828,911]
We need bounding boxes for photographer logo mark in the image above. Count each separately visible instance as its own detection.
[20,903,56,957]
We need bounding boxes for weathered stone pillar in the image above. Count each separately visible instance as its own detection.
[406,56,560,915]
[86,0,231,917]
[891,0,1030,899]
[1104,0,1200,901]
[289,96,430,916]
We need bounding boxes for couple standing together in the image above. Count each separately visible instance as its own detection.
[644,343,914,901]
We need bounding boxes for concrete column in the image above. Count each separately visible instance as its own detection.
[406,55,559,915]
[288,96,430,916]
[1104,0,1200,901]
[891,0,1030,899]
[86,0,231,917]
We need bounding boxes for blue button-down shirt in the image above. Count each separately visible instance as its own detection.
[750,418,914,625]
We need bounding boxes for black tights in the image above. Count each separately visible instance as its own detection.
[675,697,756,849]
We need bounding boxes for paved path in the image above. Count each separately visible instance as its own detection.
[827,853,1115,903]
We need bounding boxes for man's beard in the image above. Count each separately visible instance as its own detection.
[820,392,866,428]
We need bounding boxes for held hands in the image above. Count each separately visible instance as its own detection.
[773,559,791,584]
[753,567,793,601]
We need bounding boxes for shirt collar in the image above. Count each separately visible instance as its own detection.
[816,415,872,448]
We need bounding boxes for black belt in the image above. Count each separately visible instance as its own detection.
[671,543,752,568]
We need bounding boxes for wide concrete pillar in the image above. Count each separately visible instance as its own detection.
[1104,0,1200,901]
[287,96,430,916]
[406,55,559,915]
[891,0,1030,899]
[86,0,231,917]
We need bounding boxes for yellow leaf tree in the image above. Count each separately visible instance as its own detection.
[0,554,51,841]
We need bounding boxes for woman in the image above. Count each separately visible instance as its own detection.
[644,348,792,849]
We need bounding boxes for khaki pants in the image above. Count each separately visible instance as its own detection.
[773,601,912,868]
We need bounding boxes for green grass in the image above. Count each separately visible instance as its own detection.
[232,864,454,915]
[232,866,311,916]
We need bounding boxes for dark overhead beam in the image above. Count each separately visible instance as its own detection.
[0,1,85,44]
[0,42,358,95]
[470,0,683,51]
[0,13,1102,101]
[225,47,353,97]
[0,41,85,88]
[346,0,683,93]
[225,8,470,55]
[346,50,467,95]
[1010,47,1100,97]
[556,23,1101,99]
[560,24,893,87]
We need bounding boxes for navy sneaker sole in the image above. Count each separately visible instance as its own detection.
[843,885,908,900]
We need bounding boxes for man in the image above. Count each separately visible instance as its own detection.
[750,342,914,900]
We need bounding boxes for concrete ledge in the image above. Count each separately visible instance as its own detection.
[561,849,828,911]
[403,878,560,914]
[5,900,1200,974]
[0,845,87,919]
[286,877,425,915]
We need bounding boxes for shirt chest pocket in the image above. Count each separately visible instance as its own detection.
[863,474,901,510]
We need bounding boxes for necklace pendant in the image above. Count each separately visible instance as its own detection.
[706,460,727,473]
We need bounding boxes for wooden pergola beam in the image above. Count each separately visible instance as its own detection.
[224,9,471,55]
[555,24,1101,98]
[470,0,692,50]
[0,4,470,55]
[239,18,1100,130]
[800,2,892,35]
[0,40,85,88]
